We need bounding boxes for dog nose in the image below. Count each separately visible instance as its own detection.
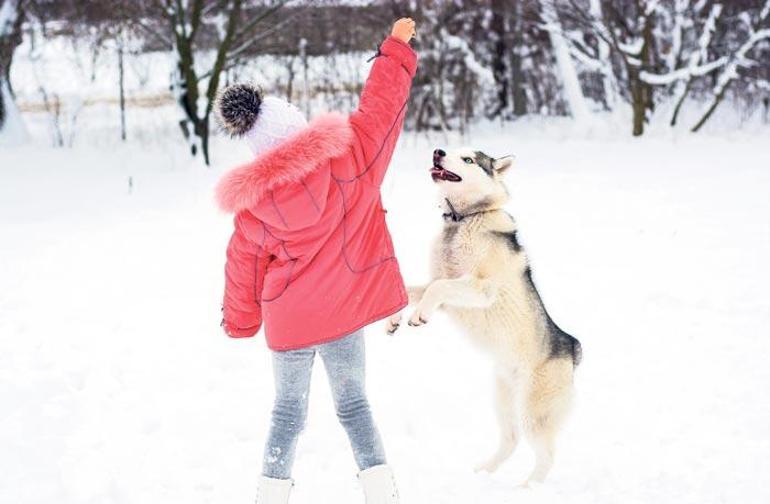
[434,149,446,157]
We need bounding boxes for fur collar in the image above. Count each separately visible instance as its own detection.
[216,112,353,213]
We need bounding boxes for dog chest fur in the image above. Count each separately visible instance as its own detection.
[431,211,549,365]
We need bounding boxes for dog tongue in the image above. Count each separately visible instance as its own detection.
[430,167,462,182]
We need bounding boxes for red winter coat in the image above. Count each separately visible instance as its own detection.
[216,37,417,350]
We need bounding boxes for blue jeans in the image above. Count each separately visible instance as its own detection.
[262,330,387,479]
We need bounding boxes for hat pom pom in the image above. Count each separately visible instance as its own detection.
[216,83,263,137]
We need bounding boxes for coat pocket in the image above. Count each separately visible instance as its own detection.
[342,199,395,272]
[261,259,297,302]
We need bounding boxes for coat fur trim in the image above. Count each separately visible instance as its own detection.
[216,112,353,213]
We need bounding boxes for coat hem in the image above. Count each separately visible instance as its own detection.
[265,295,408,352]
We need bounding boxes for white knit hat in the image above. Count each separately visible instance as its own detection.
[243,96,307,155]
[216,84,308,156]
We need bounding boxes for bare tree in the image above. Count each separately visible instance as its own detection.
[134,0,299,165]
[690,0,770,132]
[666,1,724,126]
[560,0,770,134]
[0,0,26,141]
[600,0,656,136]
[488,0,511,118]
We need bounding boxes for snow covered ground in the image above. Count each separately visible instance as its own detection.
[2,120,770,504]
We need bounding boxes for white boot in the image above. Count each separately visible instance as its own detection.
[255,476,292,504]
[358,465,399,504]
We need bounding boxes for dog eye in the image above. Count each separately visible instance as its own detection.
[462,157,474,164]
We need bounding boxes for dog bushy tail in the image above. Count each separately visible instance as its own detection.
[571,336,582,367]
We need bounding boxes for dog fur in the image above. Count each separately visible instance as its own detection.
[388,147,581,485]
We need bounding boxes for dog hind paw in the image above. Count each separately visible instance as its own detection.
[515,480,548,496]
[474,460,500,474]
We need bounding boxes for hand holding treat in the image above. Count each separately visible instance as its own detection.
[391,17,416,43]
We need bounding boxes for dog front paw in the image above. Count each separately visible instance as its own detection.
[407,310,429,327]
[385,313,402,335]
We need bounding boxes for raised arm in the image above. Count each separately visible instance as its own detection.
[348,19,418,187]
[221,213,270,338]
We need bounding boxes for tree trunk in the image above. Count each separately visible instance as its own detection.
[669,78,692,127]
[640,14,655,119]
[630,74,646,136]
[173,58,199,158]
[171,41,211,164]
[628,64,652,136]
[629,10,655,136]
[488,0,509,118]
[195,116,210,165]
[299,37,309,117]
[117,36,126,141]
[284,56,295,102]
[510,1,527,116]
[0,0,25,139]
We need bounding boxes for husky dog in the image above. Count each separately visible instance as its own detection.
[388,148,582,485]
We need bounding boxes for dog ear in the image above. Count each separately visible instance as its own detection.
[493,155,515,174]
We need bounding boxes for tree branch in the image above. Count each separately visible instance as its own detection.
[188,0,206,40]
[226,8,303,60]
[133,18,172,48]
[640,55,727,84]
[229,0,292,48]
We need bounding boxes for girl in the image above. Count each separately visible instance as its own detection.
[215,18,417,504]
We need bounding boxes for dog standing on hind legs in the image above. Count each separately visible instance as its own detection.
[387,147,582,486]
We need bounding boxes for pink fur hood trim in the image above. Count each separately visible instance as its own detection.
[216,112,353,213]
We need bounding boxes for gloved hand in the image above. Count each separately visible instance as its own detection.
[391,17,416,44]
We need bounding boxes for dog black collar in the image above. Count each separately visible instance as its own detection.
[442,198,491,223]
[442,198,464,222]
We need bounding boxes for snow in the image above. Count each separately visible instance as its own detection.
[645,0,662,16]
[2,118,770,504]
[698,4,723,62]
[618,38,644,57]
[640,56,727,85]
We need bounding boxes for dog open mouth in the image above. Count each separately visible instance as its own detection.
[430,165,462,183]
